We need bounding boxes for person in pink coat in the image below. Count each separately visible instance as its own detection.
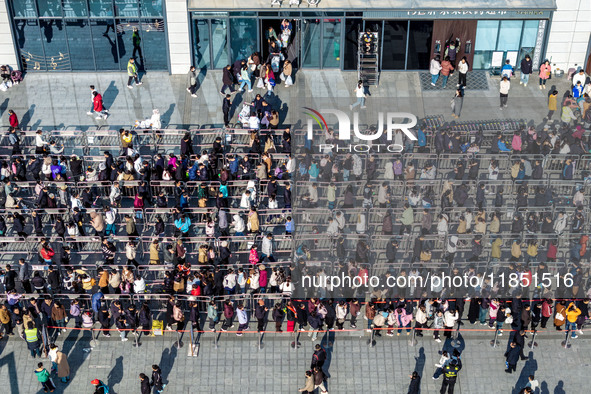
[539,59,551,89]
[394,306,413,335]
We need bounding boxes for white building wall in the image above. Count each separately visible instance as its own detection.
[165,0,192,74]
[546,0,591,72]
[0,0,18,68]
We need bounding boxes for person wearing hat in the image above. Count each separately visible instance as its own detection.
[91,378,109,393]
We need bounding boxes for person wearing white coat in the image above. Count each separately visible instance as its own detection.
[232,213,246,236]
[443,309,459,338]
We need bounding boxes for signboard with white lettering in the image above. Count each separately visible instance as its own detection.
[363,10,552,20]
[532,19,547,70]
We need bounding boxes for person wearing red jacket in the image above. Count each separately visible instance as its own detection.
[92,91,108,120]
[40,242,55,263]
[8,109,18,131]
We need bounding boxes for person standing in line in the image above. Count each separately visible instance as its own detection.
[547,90,558,120]
[25,321,42,358]
[187,66,198,97]
[127,58,142,89]
[440,56,454,88]
[451,87,463,118]
[499,76,510,110]
[350,80,366,110]
[429,55,442,86]
[520,54,533,87]
[222,94,232,128]
[538,59,551,89]
[140,373,151,394]
[86,85,97,115]
[34,362,56,393]
[255,299,268,332]
[220,64,235,95]
[236,303,248,336]
[457,57,469,87]
[150,364,166,393]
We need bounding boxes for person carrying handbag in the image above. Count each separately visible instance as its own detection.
[350,80,366,109]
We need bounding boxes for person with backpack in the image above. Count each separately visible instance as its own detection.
[91,378,110,394]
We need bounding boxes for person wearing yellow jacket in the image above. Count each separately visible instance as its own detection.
[566,302,582,338]
[127,58,142,89]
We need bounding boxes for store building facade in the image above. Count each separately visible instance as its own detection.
[0,0,589,75]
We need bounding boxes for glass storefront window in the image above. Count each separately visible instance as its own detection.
[40,19,70,70]
[230,19,257,62]
[63,0,88,18]
[322,19,341,68]
[302,19,321,68]
[382,20,407,70]
[37,0,62,18]
[11,0,37,18]
[193,19,211,69]
[521,20,538,47]
[407,20,433,70]
[66,19,93,70]
[211,19,229,69]
[141,0,163,17]
[14,19,45,70]
[473,51,493,69]
[497,20,522,51]
[91,19,120,70]
[475,20,499,51]
[89,0,113,17]
[115,19,140,70]
[142,19,167,70]
[115,0,139,17]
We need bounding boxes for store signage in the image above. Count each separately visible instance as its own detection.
[363,10,552,20]
[532,20,547,70]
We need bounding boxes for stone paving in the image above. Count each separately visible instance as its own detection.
[0,69,573,131]
[0,324,587,393]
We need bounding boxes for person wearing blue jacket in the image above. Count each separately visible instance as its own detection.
[573,81,583,99]
[174,215,191,237]
[91,291,103,314]
[497,134,511,152]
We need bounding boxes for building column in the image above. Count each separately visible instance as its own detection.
[165,0,192,74]
[0,0,18,69]
[546,0,591,72]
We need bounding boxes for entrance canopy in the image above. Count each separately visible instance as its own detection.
[188,0,557,12]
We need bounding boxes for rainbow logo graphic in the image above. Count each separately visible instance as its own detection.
[302,107,329,135]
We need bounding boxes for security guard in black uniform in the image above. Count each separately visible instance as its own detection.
[440,358,461,394]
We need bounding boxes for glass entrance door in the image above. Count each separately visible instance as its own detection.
[211,19,228,69]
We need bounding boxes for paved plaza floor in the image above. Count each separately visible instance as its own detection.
[0,69,572,131]
[0,325,587,393]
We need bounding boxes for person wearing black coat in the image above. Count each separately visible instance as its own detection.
[125,305,139,336]
[98,305,111,337]
[140,373,151,394]
[407,371,421,394]
[504,342,521,373]
[386,239,398,264]
[28,157,42,181]
[272,303,285,332]
[138,303,151,334]
[180,133,194,157]
[324,300,336,330]
[520,54,533,86]
[150,365,164,392]
[220,64,235,94]
[12,212,27,238]
[296,303,308,330]
[222,95,232,127]
[255,300,268,332]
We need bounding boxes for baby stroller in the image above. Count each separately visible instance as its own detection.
[238,103,251,128]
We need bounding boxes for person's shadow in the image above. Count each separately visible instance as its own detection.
[107,355,124,393]
[512,351,538,394]
[103,81,119,109]
[540,381,549,394]
[159,346,178,386]
[553,380,565,394]
[414,347,426,377]
[0,99,8,118]
[19,104,36,129]
[320,330,335,378]
[229,94,243,123]
[161,103,176,128]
